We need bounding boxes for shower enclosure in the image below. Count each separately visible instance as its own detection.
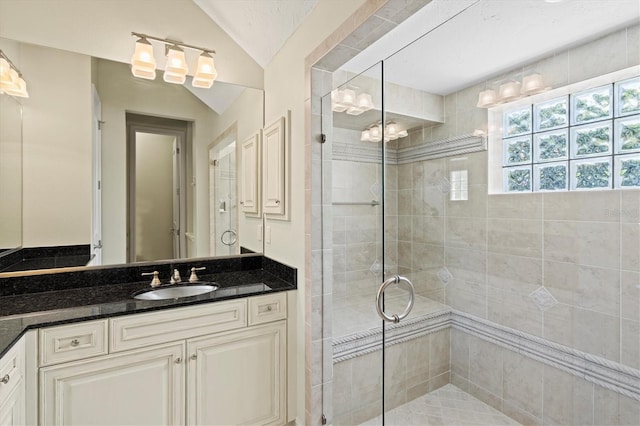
[319,1,640,424]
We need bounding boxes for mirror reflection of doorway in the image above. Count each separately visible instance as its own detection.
[209,137,238,256]
[126,113,191,263]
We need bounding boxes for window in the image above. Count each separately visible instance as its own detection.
[492,72,640,193]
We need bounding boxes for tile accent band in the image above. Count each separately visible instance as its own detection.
[331,133,487,164]
[332,309,640,402]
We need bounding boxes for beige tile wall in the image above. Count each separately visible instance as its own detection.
[392,24,640,368]
[333,329,450,425]
[451,328,640,425]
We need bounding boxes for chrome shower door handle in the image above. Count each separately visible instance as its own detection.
[220,229,237,246]
[375,275,415,323]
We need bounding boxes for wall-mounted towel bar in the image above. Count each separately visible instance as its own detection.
[331,200,380,206]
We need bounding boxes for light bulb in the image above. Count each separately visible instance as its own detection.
[476,89,498,108]
[131,37,156,80]
[164,45,188,84]
[360,129,371,141]
[498,81,521,102]
[193,52,217,88]
[521,73,545,95]
[356,93,374,111]
[369,126,382,142]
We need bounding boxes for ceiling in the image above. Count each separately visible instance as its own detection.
[194,0,319,68]
[341,0,640,95]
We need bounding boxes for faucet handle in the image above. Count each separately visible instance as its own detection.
[189,267,206,282]
[141,271,161,288]
[170,269,182,284]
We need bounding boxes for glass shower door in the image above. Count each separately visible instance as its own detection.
[322,60,415,425]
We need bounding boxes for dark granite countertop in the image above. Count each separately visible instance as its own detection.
[0,255,296,359]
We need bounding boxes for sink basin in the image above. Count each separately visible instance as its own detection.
[133,284,218,300]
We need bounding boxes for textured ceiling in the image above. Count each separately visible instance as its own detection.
[341,0,640,95]
[194,0,319,68]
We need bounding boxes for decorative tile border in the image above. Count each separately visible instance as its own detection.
[395,133,487,164]
[332,133,487,164]
[332,309,451,362]
[332,308,640,402]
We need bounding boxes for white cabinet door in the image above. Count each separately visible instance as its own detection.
[40,343,185,426]
[0,385,24,426]
[241,131,261,215]
[262,116,286,216]
[187,322,286,426]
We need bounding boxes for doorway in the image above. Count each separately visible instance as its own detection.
[126,113,191,263]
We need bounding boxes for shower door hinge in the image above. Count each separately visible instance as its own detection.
[320,133,326,143]
[321,414,327,425]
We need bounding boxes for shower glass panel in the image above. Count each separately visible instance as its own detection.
[322,62,388,424]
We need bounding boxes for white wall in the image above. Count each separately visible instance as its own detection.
[0,0,263,89]
[20,44,92,247]
[0,94,22,250]
[261,0,368,420]
[97,58,216,265]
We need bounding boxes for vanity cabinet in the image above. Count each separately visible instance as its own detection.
[0,337,25,426]
[262,116,287,217]
[40,343,184,425]
[187,322,286,426]
[35,292,288,426]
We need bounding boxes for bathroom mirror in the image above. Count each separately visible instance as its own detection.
[0,37,264,274]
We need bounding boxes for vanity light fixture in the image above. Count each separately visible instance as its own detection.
[130,32,217,88]
[332,88,374,115]
[0,50,29,98]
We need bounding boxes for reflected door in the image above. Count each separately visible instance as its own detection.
[134,132,177,262]
[209,141,237,256]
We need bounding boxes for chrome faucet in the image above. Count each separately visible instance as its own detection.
[189,267,206,282]
[170,268,182,284]
[141,271,162,288]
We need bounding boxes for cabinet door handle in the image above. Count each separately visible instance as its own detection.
[275,199,280,204]
[70,339,80,347]
[266,305,273,312]
[190,354,197,361]
[175,357,182,364]
[0,374,9,384]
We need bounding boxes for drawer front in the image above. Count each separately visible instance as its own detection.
[0,337,24,406]
[39,320,108,366]
[110,299,247,352]
[248,293,287,326]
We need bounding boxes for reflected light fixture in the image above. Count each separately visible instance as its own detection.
[360,122,409,142]
[0,50,29,98]
[498,80,522,102]
[477,72,551,108]
[332,87,374,115]
[130,32,217,88]
[476,89,497,108]
[520,73,548,95]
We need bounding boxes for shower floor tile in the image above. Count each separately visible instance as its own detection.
[359,384,521,426]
